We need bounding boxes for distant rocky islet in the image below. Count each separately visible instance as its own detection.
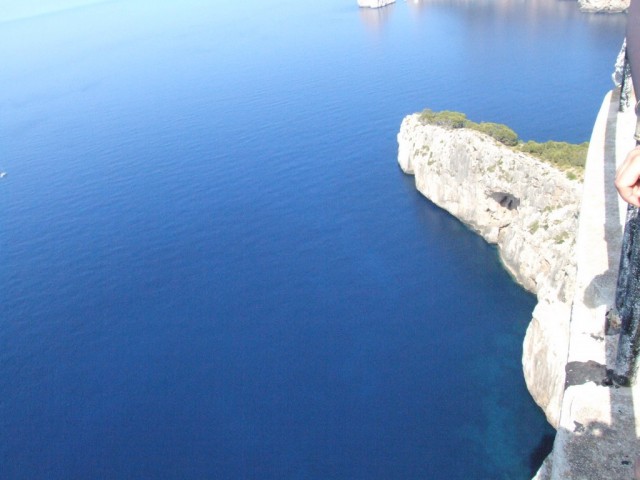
[357,0,395,8]
[357,0,629,13]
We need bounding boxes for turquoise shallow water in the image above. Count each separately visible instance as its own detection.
[0,1,626,478]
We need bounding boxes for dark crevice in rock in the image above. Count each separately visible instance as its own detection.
[488,191,520,210]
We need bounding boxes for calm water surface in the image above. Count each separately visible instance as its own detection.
[0,1,626,479]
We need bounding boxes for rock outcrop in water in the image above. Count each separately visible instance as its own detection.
[397,113,582,427]
[357,0,395,8]
[578,0,628,12]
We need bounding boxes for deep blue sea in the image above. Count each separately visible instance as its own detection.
[0,1,626,479]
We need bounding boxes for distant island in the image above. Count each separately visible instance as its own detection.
[358,0,628,12]
[578,0,629,12]
[357,0,396,8]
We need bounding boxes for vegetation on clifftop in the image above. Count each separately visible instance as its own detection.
[418,109,588,180]
[518,140,588,180]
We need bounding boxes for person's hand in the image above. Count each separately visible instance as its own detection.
[615,146,640,207]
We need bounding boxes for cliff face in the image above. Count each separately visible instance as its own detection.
[397,114,582,426]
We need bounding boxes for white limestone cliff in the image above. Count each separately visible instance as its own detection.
[357,0,396,8]
[397,113,582,427]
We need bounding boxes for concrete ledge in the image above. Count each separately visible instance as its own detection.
[545,88,639,480]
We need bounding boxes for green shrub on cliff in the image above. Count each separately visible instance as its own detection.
[418,108,587,178]
[419,109,468,128]
[474,122,519,146]
[419,109,518,146]
[518,140,588,170]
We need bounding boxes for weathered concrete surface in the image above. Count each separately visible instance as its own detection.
[545,88,640,480]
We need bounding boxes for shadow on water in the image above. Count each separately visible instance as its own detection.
[397,161,555,479]
[528,434,555,477]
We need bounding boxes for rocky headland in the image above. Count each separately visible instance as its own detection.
[397,113,583,428]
